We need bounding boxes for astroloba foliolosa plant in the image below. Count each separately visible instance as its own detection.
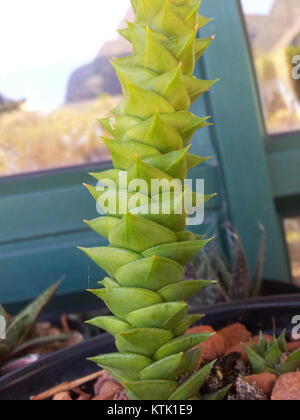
[79,0,219,400]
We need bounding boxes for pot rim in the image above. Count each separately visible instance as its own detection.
[1,294,300,397]
[197,293,300,316]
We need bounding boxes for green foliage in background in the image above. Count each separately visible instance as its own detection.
[80,0,224,400]
[0,95,117,176]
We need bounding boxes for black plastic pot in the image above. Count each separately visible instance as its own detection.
[0,294,299,400]
[0,316,91,378]
[261,279,300,296]
[51,316,91,340]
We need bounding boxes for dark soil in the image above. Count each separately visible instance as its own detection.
[201,352,251,395]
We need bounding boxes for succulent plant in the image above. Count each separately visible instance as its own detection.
[0,282,68,369]
[80,0,220,400]
[244,331,300,377]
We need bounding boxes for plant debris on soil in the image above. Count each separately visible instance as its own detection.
[201,352,251,395]
[228,378,267,401]
[29,323,300,401]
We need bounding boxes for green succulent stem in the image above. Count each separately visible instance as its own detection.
[80,0,219,400]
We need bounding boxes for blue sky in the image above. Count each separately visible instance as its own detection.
[0,0,275,112]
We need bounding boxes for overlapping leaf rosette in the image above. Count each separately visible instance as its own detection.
[80,0,219,400]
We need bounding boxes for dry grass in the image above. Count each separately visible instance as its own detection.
[285,218,300,286]
[0,94,119,176]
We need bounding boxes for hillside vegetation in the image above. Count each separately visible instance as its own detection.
[0,95,118,176]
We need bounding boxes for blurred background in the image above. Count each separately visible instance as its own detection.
[0,0,133,175]
[0,0,300,308]
[1,0,300,177]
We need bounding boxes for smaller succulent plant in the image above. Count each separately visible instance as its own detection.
[187,224,265,305]
[0,282,68,369]
[243,331,300,377]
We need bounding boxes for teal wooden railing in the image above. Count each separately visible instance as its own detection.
[1,0,299,309]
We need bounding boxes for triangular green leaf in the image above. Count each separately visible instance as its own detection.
[158,279,211,302]
[154,332,213,361]
[79,247,142,277]
[90,353,152,381]
[90,288,163,319]
[278,349,300,375]
[86,316,131,336]
[124,379,178,401]
[126,302,188,330]
[142,239,211,265]
[203,384,232,401]
[115,256,184,291]
[140,352,189,381]
[116,328,173,358]
[169,361,215,400]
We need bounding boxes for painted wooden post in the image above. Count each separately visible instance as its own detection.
[199,0,291,281]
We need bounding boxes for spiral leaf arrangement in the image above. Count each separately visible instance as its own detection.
[79,0,218,400]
